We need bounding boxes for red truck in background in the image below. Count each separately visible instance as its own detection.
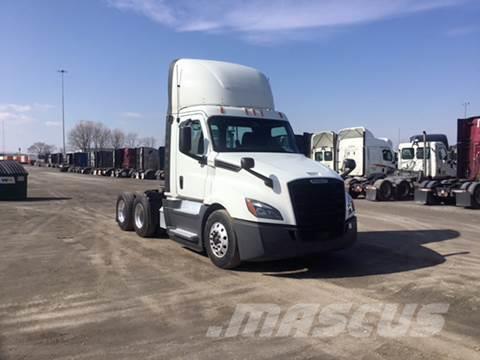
[453,116,480,207]
[415,116,480,208]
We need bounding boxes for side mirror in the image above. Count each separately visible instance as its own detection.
[341,158,356,178]
[179,126,192,153]
[241,157,255,170]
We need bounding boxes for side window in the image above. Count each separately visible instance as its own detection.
[180,120,205,157]
[438,147,448,161]
[382,149,393,162]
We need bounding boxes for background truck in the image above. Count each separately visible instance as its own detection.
[366,132,456,201]
[333,127,396,198]
[310,131,337,170]
[415,117,480,208]
[114,59,357,269]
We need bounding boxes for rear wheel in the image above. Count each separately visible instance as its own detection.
[204,210,241,269]
[374,179,393,201]
[133,195,159,237]
[468,182,480,209]
[395,180,411,200]
[116,192,135,231]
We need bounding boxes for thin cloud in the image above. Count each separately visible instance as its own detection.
[107,0,466,43]
[121,111,143,118]
[447,25,477,37]
[0,103,55,124]
[45,121,61,127]
[0,104,34,124]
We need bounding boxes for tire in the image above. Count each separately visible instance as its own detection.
[204,210,241,269]
[116,192,135,231]
[395,180,411,200]
[374,179,393,201]
[468,182,480,209]
[344,178,358,198]
[144,169,155,180]
[132,195,159,237]
[419,180,430,188]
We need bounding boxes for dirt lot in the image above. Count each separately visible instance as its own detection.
[0,166,479,359]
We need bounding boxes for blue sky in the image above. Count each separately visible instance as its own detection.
[1,0,479,152]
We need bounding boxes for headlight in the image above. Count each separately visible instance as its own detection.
[245,198,283,220]
[346,193,356,220]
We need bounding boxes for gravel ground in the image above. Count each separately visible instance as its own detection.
[0,166,479,359]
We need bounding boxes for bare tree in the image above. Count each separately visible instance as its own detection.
[68,121,95,152]
[27,142,56,156]
[92,122,111,150]
[125,132,139,147]
[111,128,125,149]
[139,136,157,148]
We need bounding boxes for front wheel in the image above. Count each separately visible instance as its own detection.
[204,210,241,269]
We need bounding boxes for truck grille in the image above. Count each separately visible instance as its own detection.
[288,178,345,239]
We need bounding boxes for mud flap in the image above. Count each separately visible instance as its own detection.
[365,186,379,201]
[415,189,438,205]
[453,190,472,208]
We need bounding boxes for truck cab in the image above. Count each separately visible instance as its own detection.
[337,127,395,177]
[115,59,357,269]
[398,138,456,178]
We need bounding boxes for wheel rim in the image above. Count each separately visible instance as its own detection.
[209,222,229,258]
[117,199,126,223]
[134,203,145,229]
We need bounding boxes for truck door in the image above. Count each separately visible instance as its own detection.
[176,116,208,201]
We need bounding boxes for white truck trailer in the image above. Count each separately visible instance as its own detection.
[115,59,357,269]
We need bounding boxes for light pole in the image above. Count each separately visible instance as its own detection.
[58,69,68,162]
[462,101,470,118]
[1,118,5,155]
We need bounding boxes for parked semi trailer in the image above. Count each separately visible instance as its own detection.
[114,148,137,177]
[89,150,115,176]
[133,147,161,180]
[415,117,480,208]
[115,59,357,269]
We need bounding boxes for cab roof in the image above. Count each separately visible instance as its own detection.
[168,59,275,113]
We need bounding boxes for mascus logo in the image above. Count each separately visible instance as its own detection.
[309,179,329,184]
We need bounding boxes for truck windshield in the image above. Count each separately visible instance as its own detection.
[401,148,414,160]
[208,116,298,153]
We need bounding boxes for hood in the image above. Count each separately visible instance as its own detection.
[215,152,342,183]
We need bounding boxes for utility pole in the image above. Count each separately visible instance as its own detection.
[462,101,470,118]
[58,69,68,161]
[1,118,5,155]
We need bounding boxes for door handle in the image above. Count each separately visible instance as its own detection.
[179,176,184,189]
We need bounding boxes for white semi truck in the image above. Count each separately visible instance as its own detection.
[115,59,357,269]
[308,128,395,198]
[366,133,457,202]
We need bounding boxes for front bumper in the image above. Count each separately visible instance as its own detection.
[233,217,357,261]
